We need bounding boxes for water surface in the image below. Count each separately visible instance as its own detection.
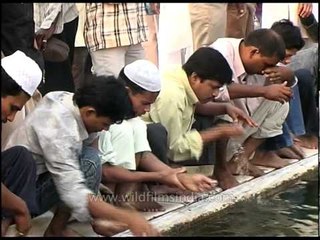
[168,177,318,237]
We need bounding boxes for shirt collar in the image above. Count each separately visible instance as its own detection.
[177,67,199,105]
[59,92,89,141]
[233,39,247,82]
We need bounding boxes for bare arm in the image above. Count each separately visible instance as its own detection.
[227,82,266,99]
[195,102,227,116]
[139,152,171,172]
[195,102,257,127]
[1,183,31,235]
[138,152,216,191]
[200,123,244,144]
[87,196,159,236]
[227,82,292,103]
[101,164,164,184]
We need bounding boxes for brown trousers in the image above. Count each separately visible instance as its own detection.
[226,3,256,38]
[189,3,228,51]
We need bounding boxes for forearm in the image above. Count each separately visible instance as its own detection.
[195,102,227,116]
[227,82,265,99]
[300,13,319,42]
[101,165,162,184]
[1,183,27,214]
[139,152,171,172]
[88,195,133,221]
[200,128,223,144]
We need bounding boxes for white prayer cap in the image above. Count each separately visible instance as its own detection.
[124,60,161,92]
[1,50,42,96]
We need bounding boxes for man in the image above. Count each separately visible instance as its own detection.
[189,3,228,51]
[260,19,318,161]
[226,3,257,38]
[4,76,159,236]
[84,3,148,77]
[34,3,79,94]
[1,50,43,237]
[142,47,257,191]
[98,60,218,212]
[208,29,293,188]
[1,3,44,151]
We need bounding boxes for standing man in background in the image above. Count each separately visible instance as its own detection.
[84,3,148,77]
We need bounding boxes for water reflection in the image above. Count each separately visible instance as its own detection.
[169,178,318,237]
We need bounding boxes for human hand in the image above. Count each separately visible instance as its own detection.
[225,104,258,127]
[177,173,217,192]
[92,219,129,236]
[298,3,313,18]
[159,167,188,190]
[125,210,160,236]
[263,82,293,103]
[262,66,295,84]
[214,122,245,139]
[35,25,56,51]
[13,201,32,237]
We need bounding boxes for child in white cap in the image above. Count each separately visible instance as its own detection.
[98,59,218,213]
[1,50,43,237]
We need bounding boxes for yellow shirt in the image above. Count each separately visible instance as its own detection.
[142,66,203,162]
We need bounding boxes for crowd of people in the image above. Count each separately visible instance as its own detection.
[1,2,318,237]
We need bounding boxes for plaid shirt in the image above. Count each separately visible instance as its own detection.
[84,3,148,52]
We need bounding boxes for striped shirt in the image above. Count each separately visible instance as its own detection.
[84,3,148,52]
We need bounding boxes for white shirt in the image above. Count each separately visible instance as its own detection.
[98,117,151,170]
[34,3,78,34]
[210,38,297,116]
[5,91,93,222]
[210,38,266,115]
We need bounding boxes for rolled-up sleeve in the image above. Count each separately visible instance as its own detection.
[34,113,93,222]
[40,3,62,29]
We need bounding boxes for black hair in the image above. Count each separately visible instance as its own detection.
[271,19,305,51]
[73,75,132,123]
[1,66,25,97]
[244,28,286,60]
[182,47,232,85]
[118,67,150,94]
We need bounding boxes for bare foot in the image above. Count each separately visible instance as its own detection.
[44,226,81,237]
[294,135,318,149]
[251,151,293,169]
[148,184,186,196]
[115,191,165,212]
[276,145,305,160]
[247,163,264,177]
[92,219,128,236]
[213,166,239,190]
[227,159,264,177]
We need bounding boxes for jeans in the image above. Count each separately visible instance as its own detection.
[35,146,101,216]
[295,68,319,136]
[263,80,305,150]
[1,146,38,218]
